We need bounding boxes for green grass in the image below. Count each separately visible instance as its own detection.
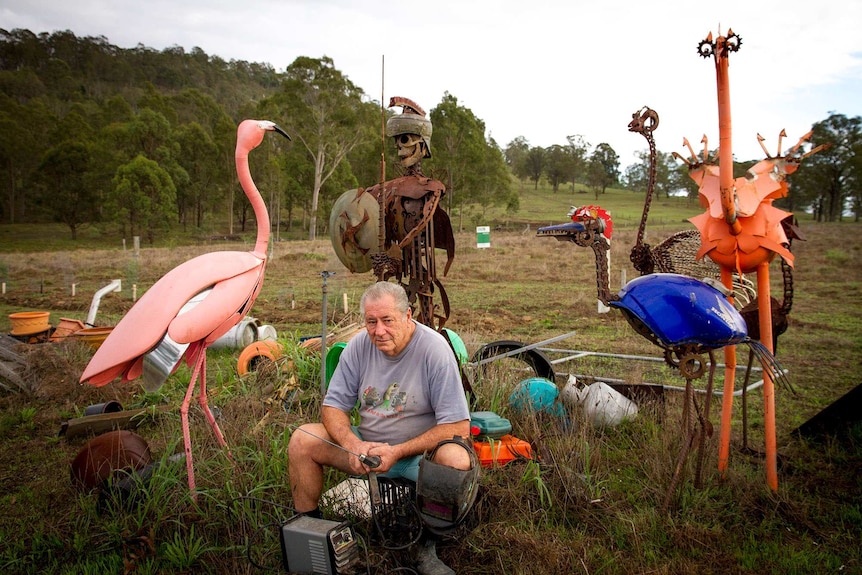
[0,194,861,573]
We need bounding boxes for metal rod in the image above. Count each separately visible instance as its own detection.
[292,426,381,468]
[542,348,764,372]
[466,331,579,367]
[320,271,335,397]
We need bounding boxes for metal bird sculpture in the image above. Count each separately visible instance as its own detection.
[679,29,822,491]
[537,207,791,508]
[80,119,290,499]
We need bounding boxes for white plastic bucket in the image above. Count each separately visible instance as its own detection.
[257,324,278,341]
[580,381,638,426]
[211,318,258,349]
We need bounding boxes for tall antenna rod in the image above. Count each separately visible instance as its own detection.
[377,55,386,280]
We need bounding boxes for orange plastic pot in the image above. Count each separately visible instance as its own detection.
[9,311,50,336]
[237,339,284,376]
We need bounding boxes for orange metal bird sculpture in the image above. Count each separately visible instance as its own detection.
[80,119,290,499]
[680,30,822,491]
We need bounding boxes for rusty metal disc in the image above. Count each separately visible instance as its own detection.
[70,430,153,491]
[329,189,380,273]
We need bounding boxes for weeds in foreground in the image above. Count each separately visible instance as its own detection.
[1,222,862,573]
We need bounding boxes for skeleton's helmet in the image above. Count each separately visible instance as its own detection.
[386,96,432,167]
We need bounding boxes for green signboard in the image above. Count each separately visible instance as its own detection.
[476,226,490,248]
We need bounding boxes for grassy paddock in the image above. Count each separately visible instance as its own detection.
[0,200,860,573]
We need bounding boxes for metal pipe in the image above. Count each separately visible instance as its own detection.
[320,271,335,396]
[86,279,122,326]
[467,331,579,367]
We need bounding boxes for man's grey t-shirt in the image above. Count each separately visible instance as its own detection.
[323,321,469,446]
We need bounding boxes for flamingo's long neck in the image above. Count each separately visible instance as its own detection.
[236,151,270,259]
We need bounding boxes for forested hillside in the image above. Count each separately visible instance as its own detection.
[1,28,858,243]
[0,28,281,237]
[0,28,517,242]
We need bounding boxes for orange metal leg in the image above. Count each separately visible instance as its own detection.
[757,262,778,491]
[717,267,737,476]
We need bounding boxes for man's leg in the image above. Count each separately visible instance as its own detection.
[288,422,351,513]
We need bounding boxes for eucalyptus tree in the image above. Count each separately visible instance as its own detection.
[34,140,99,238]
[173,121,220,229]
[524,146,546,190]
[790,113,861,222]
[268,56,375,240]
[626,149,682,199]
[545,144,575,193]
[587,142,620,197]
[473,136,517,221]
[428,92,513,228]
[504,136,531,182]
[108,154,177,243]
[0,93,52,223]
[565,135,589,192]
[428,92,485,211]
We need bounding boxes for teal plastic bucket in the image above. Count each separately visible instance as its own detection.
[509,377,566,418]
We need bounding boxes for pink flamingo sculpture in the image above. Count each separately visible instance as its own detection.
[80,119,290,498]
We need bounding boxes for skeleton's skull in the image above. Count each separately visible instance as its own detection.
[395,133,426,168]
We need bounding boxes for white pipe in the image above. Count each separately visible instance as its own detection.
[87,279,122,326]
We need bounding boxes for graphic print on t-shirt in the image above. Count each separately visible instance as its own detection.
[362,382,407,417]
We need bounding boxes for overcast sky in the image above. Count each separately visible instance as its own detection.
[3,0,861,168]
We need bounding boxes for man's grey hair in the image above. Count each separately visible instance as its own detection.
[360,281,410,317]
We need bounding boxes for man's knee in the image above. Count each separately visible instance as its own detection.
[289,423,326,461]
[431,440,473,470]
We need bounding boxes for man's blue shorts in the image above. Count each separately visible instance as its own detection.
[352,427,422,483]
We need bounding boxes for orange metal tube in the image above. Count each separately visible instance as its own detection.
[714,36,742,236]
[717,267,737,476]
[757,262,778,491]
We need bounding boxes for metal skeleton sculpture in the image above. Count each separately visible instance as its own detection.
[330,97,455,331]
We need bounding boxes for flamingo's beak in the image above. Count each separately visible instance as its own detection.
[272,124,291,141]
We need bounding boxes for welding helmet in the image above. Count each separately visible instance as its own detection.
[416,436,480,535]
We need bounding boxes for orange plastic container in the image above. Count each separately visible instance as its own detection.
[50,318,86,342]
[472,435,533,468]
[9,311,50,336]
[73,326,114,350]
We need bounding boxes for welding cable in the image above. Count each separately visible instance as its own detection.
[245,521,283,572]
[229,495,296,572]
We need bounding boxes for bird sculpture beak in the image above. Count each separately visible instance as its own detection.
[273,124,291,141]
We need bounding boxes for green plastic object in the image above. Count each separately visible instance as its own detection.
[325,342,347,387]
[442,328,468,366]
[469,411,512,439]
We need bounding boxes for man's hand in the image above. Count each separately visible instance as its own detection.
[344,440,388,474]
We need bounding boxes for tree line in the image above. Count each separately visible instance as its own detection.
[0,29,514,242]
[505,114,862,223]
[1,29,858,246]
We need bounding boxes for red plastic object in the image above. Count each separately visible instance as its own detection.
[472,435,533,468]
